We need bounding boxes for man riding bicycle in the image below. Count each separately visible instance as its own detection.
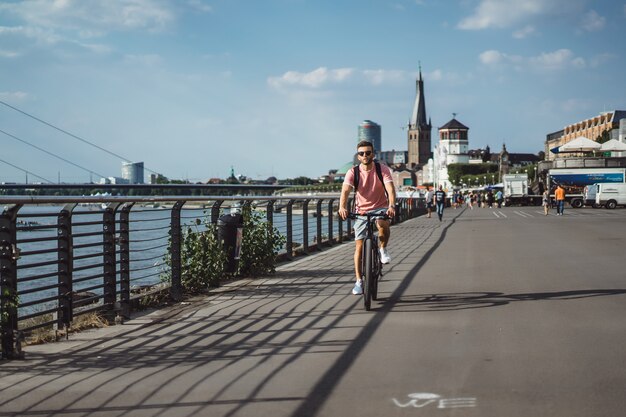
[338,140,396,295]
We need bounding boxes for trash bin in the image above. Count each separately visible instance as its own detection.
[217,213,244,273]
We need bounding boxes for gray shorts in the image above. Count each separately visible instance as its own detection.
[353,208,388,240]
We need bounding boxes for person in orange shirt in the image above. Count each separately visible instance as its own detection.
[555,184,566,216]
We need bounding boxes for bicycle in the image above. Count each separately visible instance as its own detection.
[349,212,389,311]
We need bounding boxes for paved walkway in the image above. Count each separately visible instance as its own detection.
[0,210,459,417]
[6,205,626,417]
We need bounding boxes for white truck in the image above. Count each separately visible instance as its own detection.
[595,183,626,209]
[502,174,532,206]
[548,168,626,208]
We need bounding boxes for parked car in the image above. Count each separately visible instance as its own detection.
[595,183,626,209]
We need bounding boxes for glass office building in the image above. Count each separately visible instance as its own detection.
[358,120,381,154]
[122,162,144,184]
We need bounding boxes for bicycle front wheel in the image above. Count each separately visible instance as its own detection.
[363,238,373,311]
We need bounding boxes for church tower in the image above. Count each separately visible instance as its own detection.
[407,65,432,168]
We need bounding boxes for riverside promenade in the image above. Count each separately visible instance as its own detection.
[3,206,626,417]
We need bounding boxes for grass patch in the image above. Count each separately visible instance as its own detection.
[23,312,109,346]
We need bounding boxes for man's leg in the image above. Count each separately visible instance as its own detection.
[376,219,392,264]
[376,219,390,248]
[354,239,363,280]
[352,239,364,294]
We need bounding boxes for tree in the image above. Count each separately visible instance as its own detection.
[482,145,491,163]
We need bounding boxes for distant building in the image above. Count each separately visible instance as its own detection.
[122,162,144,184]
[432,117,470,189]
[545,110,626,160]
[99,176,129,185]
[358,120,382,157]
[379,150,408,166]
[407,67,432,168]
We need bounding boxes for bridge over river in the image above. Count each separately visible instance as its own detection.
[2,206,626,417]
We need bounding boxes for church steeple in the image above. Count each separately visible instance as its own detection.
[407,63,432,168]
[410,65,428,129]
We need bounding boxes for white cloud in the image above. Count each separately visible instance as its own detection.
[0,0,175,34]
[480,48,586,71]
[268,67,354,89]
[268,67,450,91]
[590,53,616,68]
[363,69,406,85]
[0,49,20,58]
[530,49,585,70]
[513,25,536,39]
[428,69,443,81]
[479,50,504,65]
[0,91,29,101]
[0,25,62,45]
[458,0,548,30]
[123,54,163,66]
[580,10,605,31]
[186,0,212,13]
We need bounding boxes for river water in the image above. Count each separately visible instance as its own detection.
[13,204,342,315]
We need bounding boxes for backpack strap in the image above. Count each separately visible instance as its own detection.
[374,162,389,200]
[352,162,389,200]
[352,165,360,191]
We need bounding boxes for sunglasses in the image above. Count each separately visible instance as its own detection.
[358,151,372,156]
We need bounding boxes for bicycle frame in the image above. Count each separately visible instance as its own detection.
[350,212,388,311]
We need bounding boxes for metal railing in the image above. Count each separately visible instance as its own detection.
[1,193,425,359]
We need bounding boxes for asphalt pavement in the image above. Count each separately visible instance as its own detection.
[2,205,626,417]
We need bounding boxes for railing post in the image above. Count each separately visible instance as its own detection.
[316,199,323,251]
[266,200,274,225]
[118,203,134,319]
[102,204,119,323]
[302,199,310,254]
[211,200,223,225]
[170,201,185,301]
[1,204,21,359]
[285,200,294,260]
[327,199,334,244]
[57,203,76,331]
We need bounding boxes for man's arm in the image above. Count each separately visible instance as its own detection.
[385,181,396,217]
[338,183,352,220]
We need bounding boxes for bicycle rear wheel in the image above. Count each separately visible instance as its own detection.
[363,238,373,311]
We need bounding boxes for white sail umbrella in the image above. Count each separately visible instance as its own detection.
[559,136,601,152]
[599,139,626,152]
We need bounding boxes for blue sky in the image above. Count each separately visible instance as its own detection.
[1,0,625,183]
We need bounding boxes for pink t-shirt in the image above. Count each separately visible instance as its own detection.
[343,163,393,213]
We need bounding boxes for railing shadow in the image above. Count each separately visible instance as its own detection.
[381,289,626,312]
[0,252,364,417]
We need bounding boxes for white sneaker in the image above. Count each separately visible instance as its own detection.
[380,248,391,264]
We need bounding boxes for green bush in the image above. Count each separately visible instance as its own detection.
[179,220,226,291]
[237,209,286,277]
[162,209,285,293]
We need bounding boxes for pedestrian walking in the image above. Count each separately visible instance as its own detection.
[542,189,550,215]
[487,190,494,208]
[555,184,566,215]
[434,185,446,221]
[424,187,434,218]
